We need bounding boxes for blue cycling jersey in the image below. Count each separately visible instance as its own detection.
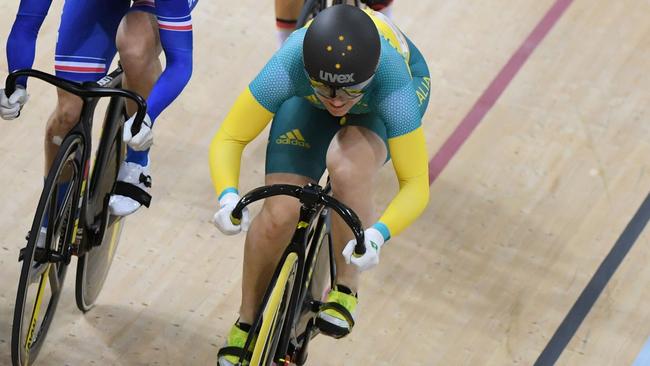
[6,0,195,123]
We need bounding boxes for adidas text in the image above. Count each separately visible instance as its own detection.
[276,129,311,148]
[276,138,311,148]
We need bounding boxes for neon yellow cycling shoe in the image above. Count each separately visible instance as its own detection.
[316,285,358,339]
[217,321,251,366]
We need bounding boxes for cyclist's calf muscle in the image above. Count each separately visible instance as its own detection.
[275,0,302,21]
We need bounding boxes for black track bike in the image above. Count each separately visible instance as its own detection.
[218,183,365,366]
[5,67,147,366]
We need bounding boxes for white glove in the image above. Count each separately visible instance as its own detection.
[1,86,29,120]
[212,192,251,235]
[123,113,153,151]
[342,227,385,272]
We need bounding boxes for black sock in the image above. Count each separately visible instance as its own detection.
[236,319,252,333]
[335,284,357,297]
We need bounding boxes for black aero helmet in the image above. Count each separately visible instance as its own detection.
[303,5,381,88]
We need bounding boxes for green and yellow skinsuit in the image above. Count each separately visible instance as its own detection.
[209,9,431,241]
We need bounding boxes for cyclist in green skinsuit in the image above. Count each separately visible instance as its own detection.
[209,5,431,364]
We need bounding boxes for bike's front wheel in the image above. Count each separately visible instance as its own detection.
[11,135,83,366]
[75,116,126,312]
[250,252,299,366]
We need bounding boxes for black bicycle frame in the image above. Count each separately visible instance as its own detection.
[231,184,365,251]
[5,68,147,255]
[277,202,330,363]
[231,183,365,363]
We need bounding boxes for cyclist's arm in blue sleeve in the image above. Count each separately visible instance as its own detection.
[147,0,193,123]
[6,0,53,87]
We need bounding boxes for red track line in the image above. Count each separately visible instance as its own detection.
[428,0,575,184]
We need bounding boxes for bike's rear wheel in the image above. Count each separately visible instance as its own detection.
[250,252,299,366]
[75,99,126,312]
[75,215,125,311]
[11,135,83,366]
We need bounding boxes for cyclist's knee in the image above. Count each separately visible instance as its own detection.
[117,40,159,70]
[46,92,82,141]
[116,13,160,67]
[257,196,301,239]
[326,130,383,187]
[327,156,364,190]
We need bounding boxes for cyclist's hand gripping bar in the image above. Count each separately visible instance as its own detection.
[5,69,147,135]
[230,184,367,256]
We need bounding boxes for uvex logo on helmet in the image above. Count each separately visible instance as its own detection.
[319,70,355,84]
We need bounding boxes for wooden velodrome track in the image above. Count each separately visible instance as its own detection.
[1,0,649,365]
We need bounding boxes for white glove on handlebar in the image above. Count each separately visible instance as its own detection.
[1,86,29,120]
[212,192,251,235]
[342,227,384,272]
[123,113,153,151]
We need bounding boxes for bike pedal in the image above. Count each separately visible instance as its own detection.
[33,247,48,263]
[74,228,84,246]
[63,245,74,264]
[70,228,84,256]
[18,247,25,262]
